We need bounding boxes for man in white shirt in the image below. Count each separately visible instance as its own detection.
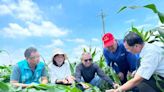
[106,32,164,92]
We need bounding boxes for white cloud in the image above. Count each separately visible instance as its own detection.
[67,44,88,63]
[2,23,31,38]
[125,19,136,24]
[0,0,68,38]
[1,21,68,38]
[0,0,42,22]
[67,38,86,43]
[136,24,153,30]
[0,47,27,65]
[0,4,12,15]
[16,0,42,21]
[28,21,68,37]
[91,38,99,42]
[71,44,102,62]
[73,44,89,57]
[44,39,64,49]
[66,39,102,62]
[0,45,52,65]
[0,52,13,65]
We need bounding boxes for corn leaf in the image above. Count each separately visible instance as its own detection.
[144,4,158,13]
[0,82,9,92]
[117,6,127,13]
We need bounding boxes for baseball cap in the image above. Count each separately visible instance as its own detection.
[102,33,115,48]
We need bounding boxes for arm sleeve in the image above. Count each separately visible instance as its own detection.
[95,64,114,85]
[103,49,120,73]
[65,62,72,77]
[10,64,21,81]
[48,65,57,84]
[75,64,82,82]
[127,52,139,72]
[136,53,158,80]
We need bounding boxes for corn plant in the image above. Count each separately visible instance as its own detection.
[0,81,102,92]
[68,59,76,75]
[150,26,164,43]
[118,3,164,44]
[118,4,164,24]
[0,82,9,92]
[130,26,164,44]
[83,47,97,60]
[153,74,164,92]
[0,65,12,82]
[130,26,154,43]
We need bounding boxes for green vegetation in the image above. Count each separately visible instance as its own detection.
[1,2,164,92]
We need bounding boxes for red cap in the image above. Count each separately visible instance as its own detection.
[102,33,115,48]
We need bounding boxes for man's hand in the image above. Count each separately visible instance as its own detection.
[80,82,90,89]
[10,80,29,88]
[131,70,136,77]
[127,71,136,80]
[106,88,123,92]
[106,89,116,92]
[113,83,120,89]
[118,72,124,81]
[41,77,48,84]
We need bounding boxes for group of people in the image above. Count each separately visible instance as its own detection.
[10,32,164,92]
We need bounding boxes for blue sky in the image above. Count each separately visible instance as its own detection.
[0,0,164,65]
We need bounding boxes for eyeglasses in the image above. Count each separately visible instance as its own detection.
[29,55,40,60]
[84,58,92,62]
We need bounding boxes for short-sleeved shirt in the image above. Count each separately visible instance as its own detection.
[103,40,139,74]
[136,43,164,80]
[10,60,47,84]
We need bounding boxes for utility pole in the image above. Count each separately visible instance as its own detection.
[100,10,107,34]
[98,10,107,48]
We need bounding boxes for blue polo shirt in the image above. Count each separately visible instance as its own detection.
[103,40,139,74]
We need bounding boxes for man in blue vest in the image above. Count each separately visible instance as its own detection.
[102,33,139,84]
[10,47,48,87]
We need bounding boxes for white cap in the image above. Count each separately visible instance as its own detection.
[52,49,67,59]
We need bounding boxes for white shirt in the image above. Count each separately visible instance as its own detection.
[136,43,164,80]
[48,61,71,83]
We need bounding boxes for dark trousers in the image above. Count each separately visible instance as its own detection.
[121,71,128,84]
[137,75,164,92]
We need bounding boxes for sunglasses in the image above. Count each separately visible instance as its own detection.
[84,58,92,62]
